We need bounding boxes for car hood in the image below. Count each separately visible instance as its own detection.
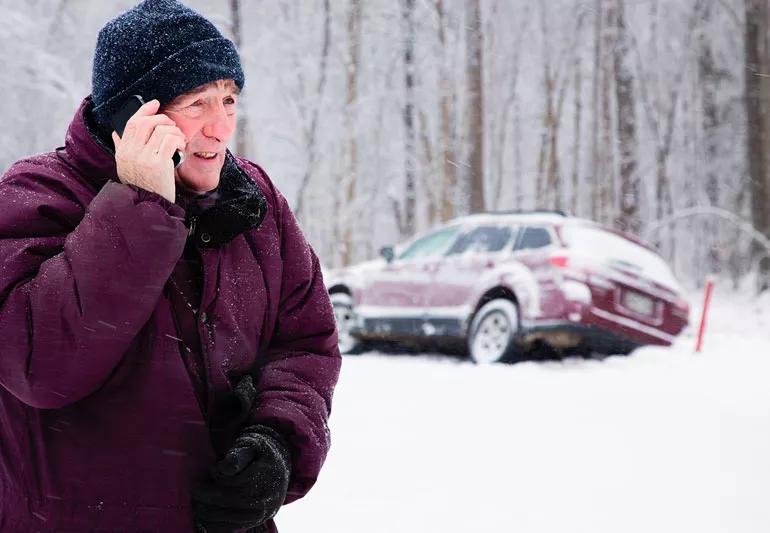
[325,258,387,289]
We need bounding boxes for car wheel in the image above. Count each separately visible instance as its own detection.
[467,298,521,364]
[330,292,364,355]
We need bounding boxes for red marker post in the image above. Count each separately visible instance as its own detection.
[695,277,715,353]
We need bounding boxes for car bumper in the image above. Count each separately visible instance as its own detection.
[519,321,641,354]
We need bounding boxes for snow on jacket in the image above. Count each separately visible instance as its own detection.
[0,98,341,532]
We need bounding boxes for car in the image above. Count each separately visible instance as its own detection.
[325,211,690,363]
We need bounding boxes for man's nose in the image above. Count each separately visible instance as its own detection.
[201,104,233,140]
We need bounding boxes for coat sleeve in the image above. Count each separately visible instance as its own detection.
[0,163,188,409]
[248,185,341,504]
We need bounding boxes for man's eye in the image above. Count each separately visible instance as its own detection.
[189,100,203,108]
[224,97,237,105]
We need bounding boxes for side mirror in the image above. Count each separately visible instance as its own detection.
[380,246,395,263]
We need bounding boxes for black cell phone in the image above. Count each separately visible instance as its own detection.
[110,94,184,168]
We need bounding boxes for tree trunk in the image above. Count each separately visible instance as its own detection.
[295,0,331,223]
[613,0,640,234]
[402,0,417,235]
[590,0,603,220]
[229,0,249,158]
[539,3,558,210]
[600,0,616,225]
[745,0,770,289]
[571,14,584,216]
[436,0,458,222]
[698,0,721,275]
[341,0,362,266]
[466,0,485,213]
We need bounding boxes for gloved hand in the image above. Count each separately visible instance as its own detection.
[208,375,258,456]
[193,425,291,533]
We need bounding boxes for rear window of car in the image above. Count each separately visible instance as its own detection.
[446,226,513,255]
[514,227,552,251]
[398,226,461,260]
[561,225,681,291]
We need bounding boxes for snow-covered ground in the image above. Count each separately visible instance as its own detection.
[279,284,770,533]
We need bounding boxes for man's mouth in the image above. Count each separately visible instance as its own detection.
[193,152,218,160]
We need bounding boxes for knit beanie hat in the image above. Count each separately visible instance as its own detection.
[90,0,244,129]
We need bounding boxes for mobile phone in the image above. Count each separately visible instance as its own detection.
[110,95,184,168]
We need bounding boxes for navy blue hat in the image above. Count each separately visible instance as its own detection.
[90,0,244,129]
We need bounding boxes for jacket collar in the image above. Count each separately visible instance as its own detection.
[188,153,267,248]
[62,97,120,186]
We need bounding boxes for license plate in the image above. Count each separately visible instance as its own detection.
[623,291,655,316]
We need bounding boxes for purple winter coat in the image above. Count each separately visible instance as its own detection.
[0,98,341,532]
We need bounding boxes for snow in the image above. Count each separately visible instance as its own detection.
[279,285,770,532]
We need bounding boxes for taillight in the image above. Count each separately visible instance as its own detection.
[672,296,690,322]
[549,255,569,268]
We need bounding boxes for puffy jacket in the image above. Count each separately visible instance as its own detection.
[0,98,341,532]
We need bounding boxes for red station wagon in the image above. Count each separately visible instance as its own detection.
[326,211,690,363]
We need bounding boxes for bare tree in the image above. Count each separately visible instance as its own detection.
[394,0,417,237]
[493,6,530,211]
[697,0,732,276]
[598,0,617,225]
[229,0,249,159]
[536,3,582,212]
[340,0,363,266]
[435,0,459,222]
[613,0,640,234]
[294,0,332,223]
[633,2,702,226]
[589,0,613,221]
[466,0,485,213]
[745,0,770,288]
[571,7,588,216]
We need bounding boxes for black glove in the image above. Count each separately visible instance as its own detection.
[193,425,291,533]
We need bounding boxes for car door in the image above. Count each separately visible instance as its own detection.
[427,224,516,308]
[359,225,461,312]
[509,226,564,317]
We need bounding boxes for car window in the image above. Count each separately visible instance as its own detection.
[446,226,513,255]
[514,227,552,251]
[398,226,461,260]
[561,225,682,291]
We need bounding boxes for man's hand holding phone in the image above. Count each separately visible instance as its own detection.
[111,98,186,203]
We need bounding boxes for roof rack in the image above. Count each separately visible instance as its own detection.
[477,209,569,217]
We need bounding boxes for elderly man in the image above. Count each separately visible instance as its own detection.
[0,1,340,531]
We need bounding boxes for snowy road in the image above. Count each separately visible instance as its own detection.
[279,288,770,533]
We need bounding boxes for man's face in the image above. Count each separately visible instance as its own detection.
[163,79,239,194]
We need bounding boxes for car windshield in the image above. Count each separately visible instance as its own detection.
[446,226,513,255]
[562,225,682,291]
[398,226,461,260]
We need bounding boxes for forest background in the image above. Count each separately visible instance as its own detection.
[1,0,769,290]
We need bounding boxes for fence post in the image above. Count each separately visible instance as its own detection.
[695,277,715,353]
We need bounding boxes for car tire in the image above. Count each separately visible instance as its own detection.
[330,292,364,355]
[467,298,522,364]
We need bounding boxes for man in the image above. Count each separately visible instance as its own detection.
[0,1,340,531]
